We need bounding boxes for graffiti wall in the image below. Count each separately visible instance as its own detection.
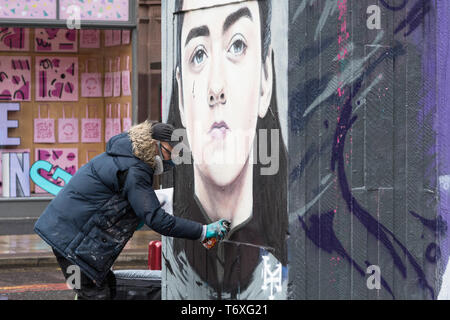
[288,0,444,300]
[162,0,449,300]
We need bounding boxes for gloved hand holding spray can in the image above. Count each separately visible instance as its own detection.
[201,219,231,249]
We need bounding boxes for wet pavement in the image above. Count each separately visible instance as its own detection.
[0,230,161,299]
[0,262,150,300]
[0,230,159,256]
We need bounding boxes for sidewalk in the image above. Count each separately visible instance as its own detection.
[0,230,161,268]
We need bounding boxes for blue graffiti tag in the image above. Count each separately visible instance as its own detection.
[379,0,409,11]
[29,160,72,196]
[380,0,432,37]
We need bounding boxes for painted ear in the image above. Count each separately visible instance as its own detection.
[259,47,273,119]
[176,67,186,128]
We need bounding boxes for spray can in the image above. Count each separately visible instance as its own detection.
[202,220,231,249]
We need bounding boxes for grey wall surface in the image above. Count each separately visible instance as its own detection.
[288,0,442,300]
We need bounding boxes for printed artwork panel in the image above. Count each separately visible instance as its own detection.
[34,117,55,143]
[35,28,77,52]
[34,148,78,193]
[0,56,31,101]
[105,29,121,47]
[81,118,102,143]
[58,117,79,143]
[0,28,29,51]
[35,57,78,101]
[80,29,100,49]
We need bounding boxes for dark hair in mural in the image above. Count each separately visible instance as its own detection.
[167,0,288,296]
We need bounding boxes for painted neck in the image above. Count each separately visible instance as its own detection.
[194,153,254,229]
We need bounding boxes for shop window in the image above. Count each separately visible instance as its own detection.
[0,27,133,198]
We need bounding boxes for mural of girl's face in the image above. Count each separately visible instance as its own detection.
[177,0,273,188]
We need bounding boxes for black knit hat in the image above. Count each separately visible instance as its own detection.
[151,122,177,145]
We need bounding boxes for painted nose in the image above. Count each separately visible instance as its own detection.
[208,89,226,107]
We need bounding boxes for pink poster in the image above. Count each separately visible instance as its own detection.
[0,28,29,51]
[35,28,77,52]
[122,30,130,45]
[122,103,132,132]
[105,104,122,143]
[36,57,78,101]
[80,29,100,49]
[113,57,121,97]
[105,29,121,47]
[0,0,57,20]
[122,56,131,96]
[58,106,79,143]
[0,56,31,102]
[81,59,102,97]
[60,0,129,22]
[81,105,102,143]
[34,105,55,144]
[104,59,113,97]
[105,104,114,143]
[112,104,121,136]
[35,148,78,193]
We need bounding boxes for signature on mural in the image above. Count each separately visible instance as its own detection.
[261,255,282,300]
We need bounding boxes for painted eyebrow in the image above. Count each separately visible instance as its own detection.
[184,25,210,47]
[223,7,253,34]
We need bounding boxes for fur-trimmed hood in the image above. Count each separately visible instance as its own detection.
[128,120,159,169]
[106,120,158,169]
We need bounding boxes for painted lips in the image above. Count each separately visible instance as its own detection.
[209,121,229,139]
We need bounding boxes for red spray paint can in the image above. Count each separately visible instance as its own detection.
[148,240,162,270]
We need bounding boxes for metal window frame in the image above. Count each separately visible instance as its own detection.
[0,0,137,28]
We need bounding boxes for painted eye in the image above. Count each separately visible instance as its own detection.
[191,47,207,66]
[228,37,247,56]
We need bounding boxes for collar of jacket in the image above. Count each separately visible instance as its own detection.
[128,120,159,169]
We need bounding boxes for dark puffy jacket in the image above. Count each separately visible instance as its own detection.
[34,122,203,284]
